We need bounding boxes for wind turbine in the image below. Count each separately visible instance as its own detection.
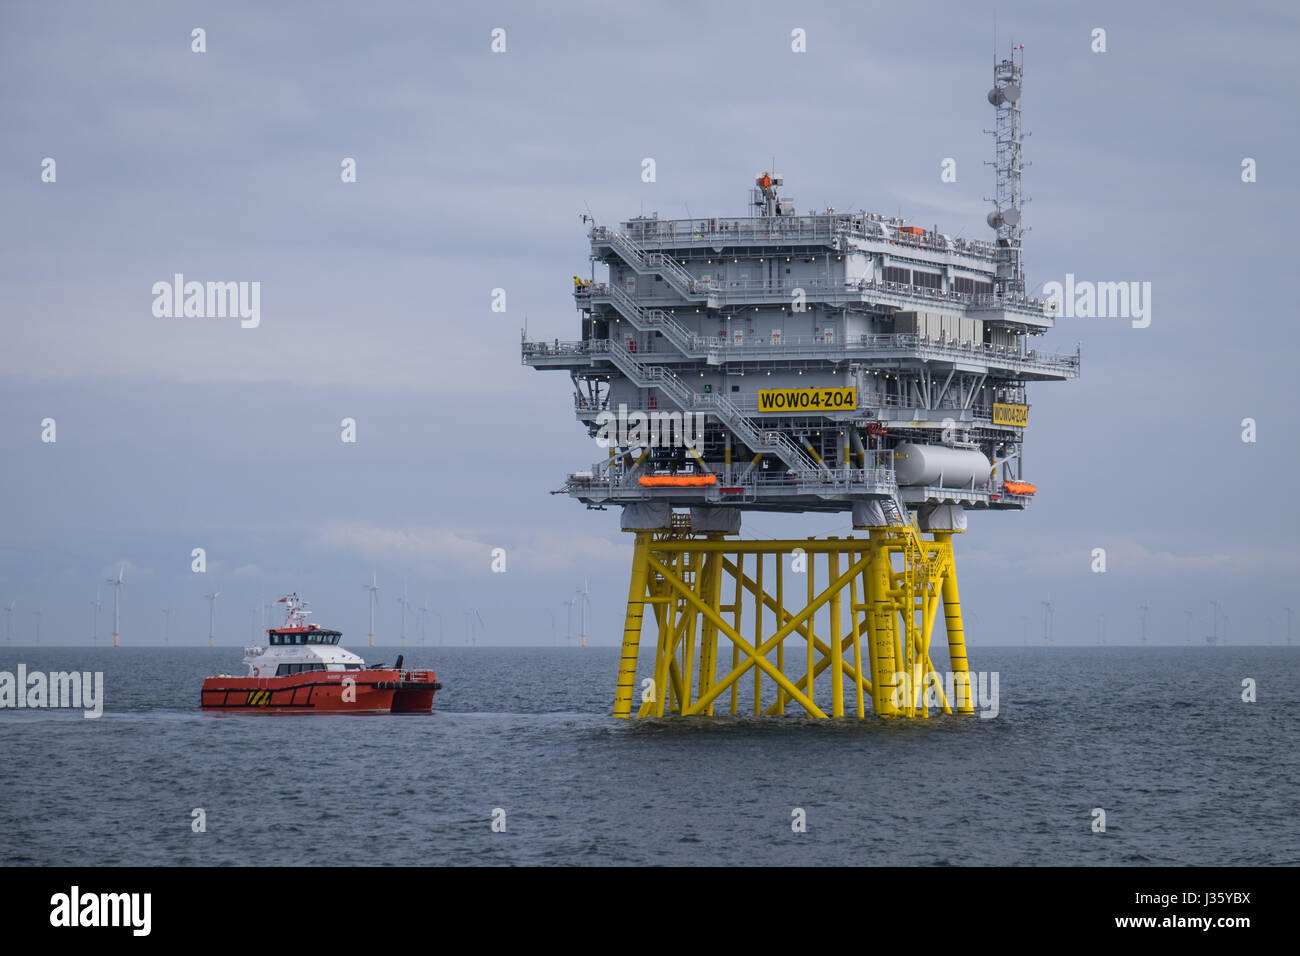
[464,608,485,645]
[418,599,429,648]
[204,591,221,646]
[1040,600,1054,647]
[576,579,590,647]
[106,565,124,646]
[564,598,575,646]
[91,586,101,647]
[162,606,171,647]
[397,579,412,647]
[1138,603,1149,646]
[364,572,379,646]
[4,601,13,646]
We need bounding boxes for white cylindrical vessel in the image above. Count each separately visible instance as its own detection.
[893,443,991,488]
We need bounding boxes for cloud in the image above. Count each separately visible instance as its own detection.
[962,534,1300,577]
[309,521,623,575]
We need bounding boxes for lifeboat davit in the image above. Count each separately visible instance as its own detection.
[201,593,441,714]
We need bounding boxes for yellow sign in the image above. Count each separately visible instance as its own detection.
[757,387,857,413]
[993,402,1029,426]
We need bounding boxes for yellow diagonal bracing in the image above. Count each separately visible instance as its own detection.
[613,528,973,721]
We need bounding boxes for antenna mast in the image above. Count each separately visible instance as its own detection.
[985,43,1027,295]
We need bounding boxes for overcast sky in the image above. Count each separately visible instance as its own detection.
[2,0,1297,647]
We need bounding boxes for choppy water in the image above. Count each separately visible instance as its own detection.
[1,646,1296,866]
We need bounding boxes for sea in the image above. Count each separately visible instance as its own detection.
[1,646,1296,866]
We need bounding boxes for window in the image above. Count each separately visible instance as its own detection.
[955,276,994,295]
[883,266,911,284]
[913,270,942,290]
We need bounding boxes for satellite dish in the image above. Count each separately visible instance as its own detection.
[987,84,1020,107]
[987,207,1021,229]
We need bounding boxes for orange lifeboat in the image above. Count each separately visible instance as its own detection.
[638,474,718,487]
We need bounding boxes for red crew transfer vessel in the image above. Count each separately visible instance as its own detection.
[201,594,441,713]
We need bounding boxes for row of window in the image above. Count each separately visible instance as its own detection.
[955,276,995,295]
[276,662,326,676]
[269,631,342,646]
[882,266,993,295]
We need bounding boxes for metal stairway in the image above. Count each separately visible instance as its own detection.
[602,285,719,360]
[599,339,817,472]
[600,230,701,300]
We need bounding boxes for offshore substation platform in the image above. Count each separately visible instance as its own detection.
[522,49,1077,718]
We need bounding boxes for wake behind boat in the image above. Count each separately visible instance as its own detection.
[201,593,441,713]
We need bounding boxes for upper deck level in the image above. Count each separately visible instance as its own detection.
[607,211,999,264]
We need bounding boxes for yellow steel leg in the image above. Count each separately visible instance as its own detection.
[933,532,973,715]
[776,552,785,715]
[851,547,866,718]
[614,532,652,717]
[829,544,844,717]
[806,543,815,714]
[869,531,902,717]
[753,552,763,715]
[731,551,743,716]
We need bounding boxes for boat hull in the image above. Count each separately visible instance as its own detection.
[201,668,440,714]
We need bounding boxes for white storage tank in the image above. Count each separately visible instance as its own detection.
[893,443,991,488]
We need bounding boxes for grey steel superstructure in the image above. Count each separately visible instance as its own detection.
[522,50,1076,526]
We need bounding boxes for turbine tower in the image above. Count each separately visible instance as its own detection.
[106,565,124,646]
[4,601,13,646]
[364,572,379,646]
[162,606,171,647]
[564,598,575,647]
[90,586,101,648]
[418,600,429,647]
[397,579,411,647]
[204,591,221,646]
[576,579,590,647]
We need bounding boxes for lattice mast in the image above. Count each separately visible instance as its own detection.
[985,45,1028,296]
